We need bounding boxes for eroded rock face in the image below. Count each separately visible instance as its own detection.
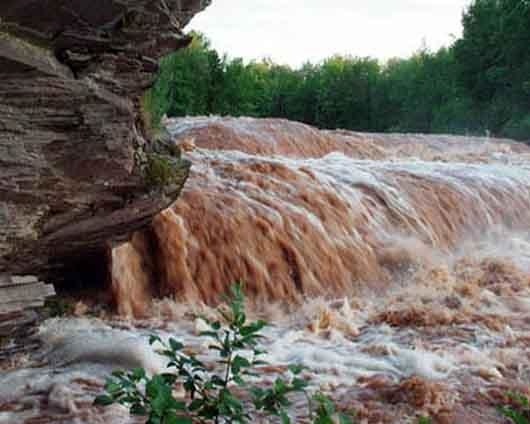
[0,1,210,280]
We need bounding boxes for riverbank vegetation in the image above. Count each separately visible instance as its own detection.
[147,0,530,141]
[95,284,355,423]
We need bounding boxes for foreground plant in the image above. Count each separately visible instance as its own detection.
[95,283,354,423]
[499,392,530,424]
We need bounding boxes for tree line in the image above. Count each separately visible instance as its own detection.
[145,0,530,141]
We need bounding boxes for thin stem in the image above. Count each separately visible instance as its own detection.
[223,329,237,387]
[224,350,233,387]
[305,391,314,421]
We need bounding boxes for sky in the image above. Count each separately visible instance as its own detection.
[188,0,472,68]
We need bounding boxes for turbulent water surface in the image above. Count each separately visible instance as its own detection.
[2,117,530,423]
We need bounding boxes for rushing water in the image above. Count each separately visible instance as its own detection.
[2,117,530,423]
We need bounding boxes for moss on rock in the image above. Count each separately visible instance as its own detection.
[144,153,189,190]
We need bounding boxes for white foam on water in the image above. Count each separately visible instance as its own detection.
[35,318,168,375]
[184,147,530,252]
[4,118,530,422]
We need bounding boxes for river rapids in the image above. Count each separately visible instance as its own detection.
[1,117,530,423]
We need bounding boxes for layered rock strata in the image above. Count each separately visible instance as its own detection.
[0,1,210,282]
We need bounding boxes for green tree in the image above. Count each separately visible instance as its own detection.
[145,20,530,142]
[454,0,530,139]
[145,32,224,125]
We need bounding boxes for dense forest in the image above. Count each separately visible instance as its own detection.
[145,0,530,140]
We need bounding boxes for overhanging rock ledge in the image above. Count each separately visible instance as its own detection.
[0,0,211,283]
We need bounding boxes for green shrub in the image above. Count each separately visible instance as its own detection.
[144,153,185,189]
[94,283,354,423]
[310,392,354,424]
[499,392,530,424]
[140,90,163,138]
[44,297,74,317]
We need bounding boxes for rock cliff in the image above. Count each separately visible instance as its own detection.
[0,1,210,283]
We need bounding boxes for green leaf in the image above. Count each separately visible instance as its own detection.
[274,378,288,394]
[94,395,114,406]
[201,331,220,339]
[167,416,193,424]
[279,410,291,424]
[314,416,335,424]
[233,375,246,386]
[210,375,226,387]
[169,338,184,351]
[288,364,305,375]
[146,375,174,416]
[232,355,251,374]
[131,367,147,381]
[149,335,162,345]
[498,407,528,424]
[168,398,187,411]
[151,393,171,416]
[240,320,267,336]
[250,387,264,398]
[104,381,122,395]
[160,373,178,385]
[130,403,148,415]
[314,393,335,414]
[339,413,354,424]
[508,392,530,408]
[291,377,308,391]
[190,357,206,368]
[111,370,125,378]
[235,311,246,327]
[188,399,203,411]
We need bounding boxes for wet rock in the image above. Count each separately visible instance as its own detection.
[0,1,210,282]
[384,376,454,416]
[444,295,463,310]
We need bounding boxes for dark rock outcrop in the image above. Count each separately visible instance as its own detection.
[0,1,210,282]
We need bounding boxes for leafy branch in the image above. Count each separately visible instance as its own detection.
[95,283,354,423]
